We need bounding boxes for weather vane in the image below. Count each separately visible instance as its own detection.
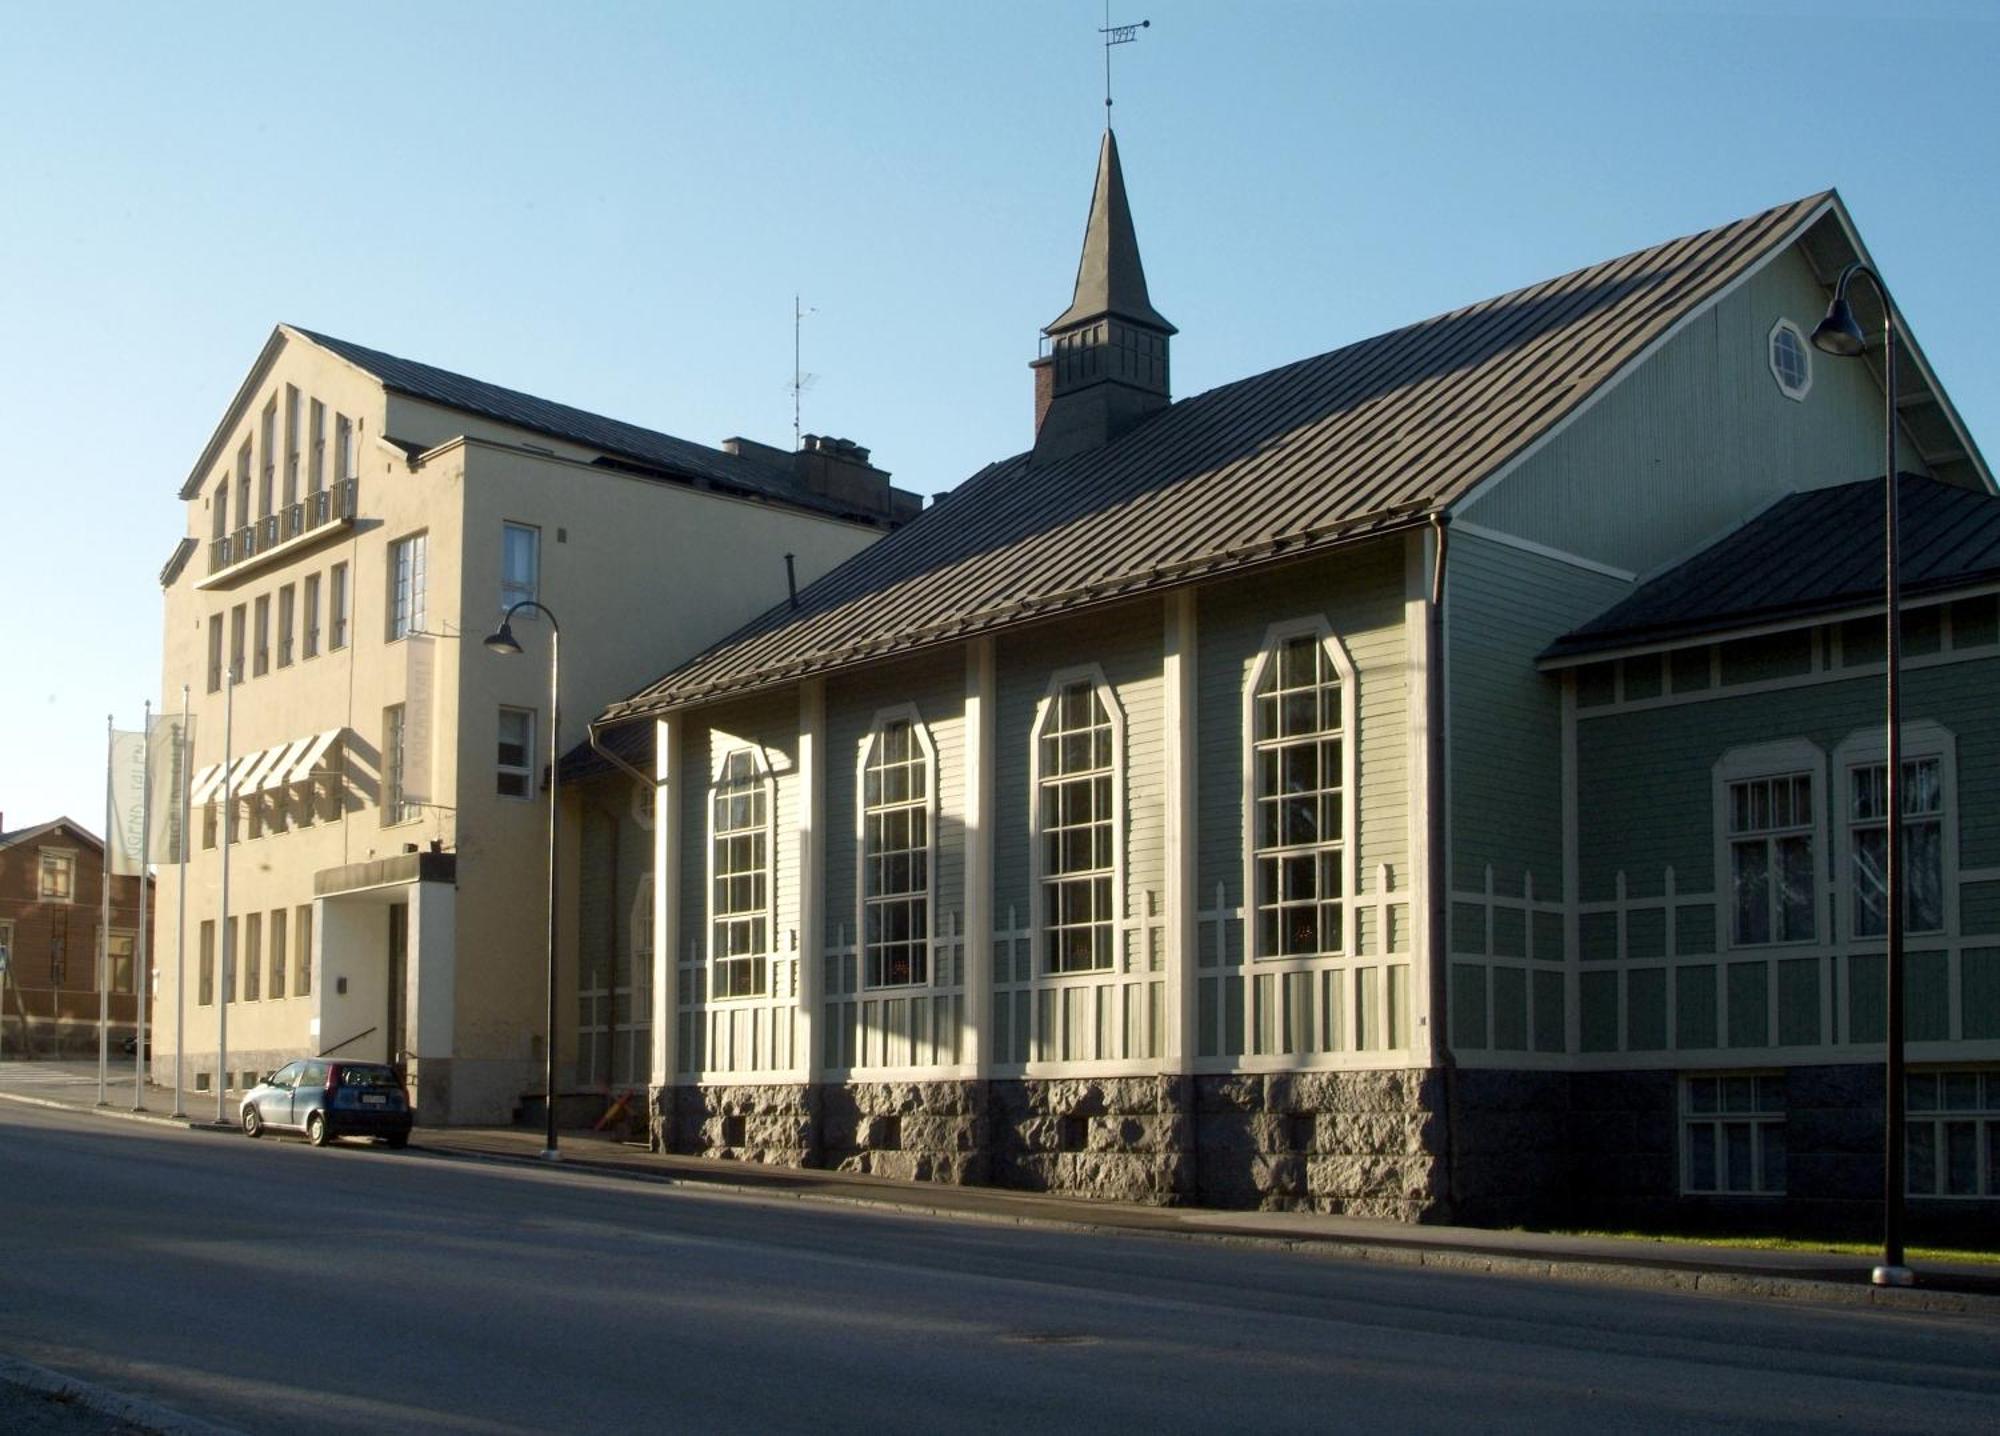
[1100,3,1150,115]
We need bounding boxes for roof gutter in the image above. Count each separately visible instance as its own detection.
[586,714,657,793]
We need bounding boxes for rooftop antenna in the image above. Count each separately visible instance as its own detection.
[791,293,818,451]
[1100,2,1150,119]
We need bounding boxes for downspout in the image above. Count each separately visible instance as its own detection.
[1427,511,1460,1224]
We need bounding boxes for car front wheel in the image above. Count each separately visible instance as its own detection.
[242,1105,263,1138]
[306,1112,330,1147]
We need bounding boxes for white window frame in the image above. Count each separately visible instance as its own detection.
[855,705,937,990]
[38,849,76,903]
[707,745,775,1001]
[1241,618,1358,963]
[1833,722,1957,945]
[1905,1067,2000,1199]
[497,706,536,800]
[1711,739,1825,952]
[1768,317,1813,401]
[1029,665,1125,979]
[1681,1071,1786,1196]
[388,532,428,641]
[501,521,540,616]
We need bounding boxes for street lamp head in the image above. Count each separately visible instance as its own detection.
[1810,294,1869,358]
[483,621,523,657]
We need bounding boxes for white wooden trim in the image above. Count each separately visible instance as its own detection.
[1405,529,1439,1060]
[1164,590,1197,1071]
[1567,626,1998,710]
[1448,521,1637,582]
[963,639,994,1072]
[798,680,825,1080]
[1027,663,1126,981]
[852,702,938,993]
[650,716,676,1088]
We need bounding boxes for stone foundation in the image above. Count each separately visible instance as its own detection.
[652,1068,1443,1216]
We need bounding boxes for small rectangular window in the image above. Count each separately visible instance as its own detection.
[303,573,321,658]
[38,851,74,901]
[207,615,224,693]
[108,932,135,995]
[277,585,296,667]
[497,707,536,798]
[330,563,349,650]
[1682,1073,1786,1195]
[253,595,271,676]
[502,522,540,615]
[388,533,428,640]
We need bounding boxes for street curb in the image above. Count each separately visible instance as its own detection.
[10,1086,1998,1318]
[413,1140,2000,1318]
[0,1353,249,1436]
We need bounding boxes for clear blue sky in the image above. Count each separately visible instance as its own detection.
[2,0,1994,830]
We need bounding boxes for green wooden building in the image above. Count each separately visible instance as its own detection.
[580,128,1995,1231]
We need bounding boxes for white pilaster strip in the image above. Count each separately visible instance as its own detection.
[797,679,825,1083]
[963,638,995,1073]
[1404,529,1438,1060]
[1164,591,1198,1070]
[651,715,677,1089]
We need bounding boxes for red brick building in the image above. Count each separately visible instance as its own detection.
[0,816,151,1056]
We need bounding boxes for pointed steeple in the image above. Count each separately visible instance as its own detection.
[1032,128,1175,461]
[1047,128,1176,336]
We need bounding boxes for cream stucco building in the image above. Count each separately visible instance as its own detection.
[154,326,917,1123]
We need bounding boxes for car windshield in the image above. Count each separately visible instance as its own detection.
[337,1065,400,1089]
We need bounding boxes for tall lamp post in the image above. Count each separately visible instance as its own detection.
[1810,261,1912,1288]
[484,600,562,1162]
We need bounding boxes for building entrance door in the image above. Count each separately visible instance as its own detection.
[387,904,409,1069]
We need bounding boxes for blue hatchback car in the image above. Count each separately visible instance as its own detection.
[240,1059,413,1148]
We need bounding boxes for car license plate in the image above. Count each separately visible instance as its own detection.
[362,1094,386,1105]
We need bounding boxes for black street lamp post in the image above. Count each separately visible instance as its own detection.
[1810,262,1912,1287]
[485,600,562,1162]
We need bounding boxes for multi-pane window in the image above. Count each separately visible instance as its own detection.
[383,704,409,823]
[862,718,930,988]
[268,909,287,1000]
[710,749,770,999]
[303,573,321,658]
[389,533,428,640]
[198,920,215,1006]
[108,932,135,994]
[502,522,540,614]
[1727,773,1815,945]
[253,595,271,676]
[38,851,74,902]
[1907,1070,2000,1198]
[278,584,296,667]
[1039,679,1116,975]
[1683,1074,1786,1195]
[1251,633,1347,958]
[330,563,349,650]
[497,707,535,798]
[1850,756,1944,937]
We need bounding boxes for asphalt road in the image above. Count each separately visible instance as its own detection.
[1,1103,1996,1435]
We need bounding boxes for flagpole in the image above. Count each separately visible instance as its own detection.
[172,684,189,1118]
[217,672,233,1126]
[135,699,151,1111]
[99,714,112,1107]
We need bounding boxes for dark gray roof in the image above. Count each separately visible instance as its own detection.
[0,817,99,852]
[158,536,196,589]
[1545,473,2000,662]
[291,328,863,518]
[1047,128,1175,336]
[605,192,1838,719]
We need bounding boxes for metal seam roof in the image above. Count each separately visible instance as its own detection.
[605,192,1834,720]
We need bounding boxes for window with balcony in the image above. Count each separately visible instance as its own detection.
[253,594,271,676]
[334,414,351,490]
[388,533,427,641]
[302,573,321,659]
[502,522,539,615]
[235,441,252,541]
[283,385,300,512]
[211,473,228,541]
[258,399,277,520]
[498,707,536,798]
[330,563,349,650]
[309,399,325,494]
[278,584,296,667]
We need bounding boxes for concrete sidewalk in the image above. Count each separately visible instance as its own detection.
[4,1059,1996,1316]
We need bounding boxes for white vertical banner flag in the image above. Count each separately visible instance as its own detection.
[108,729,149,876]
[147,712,196,863]
[404,634,435,806]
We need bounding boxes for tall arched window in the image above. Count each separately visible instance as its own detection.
[859,711,934,988]
[709,747,771,998]
[1246,624,1355,959]
[1035,670,1122,975]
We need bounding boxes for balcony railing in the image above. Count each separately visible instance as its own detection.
[207,478,357,576]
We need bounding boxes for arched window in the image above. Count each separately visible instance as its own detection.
[859,711,935,988]
[1034,669,1122,975]
[1246,624,1356,959]
[709,747,772,998]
